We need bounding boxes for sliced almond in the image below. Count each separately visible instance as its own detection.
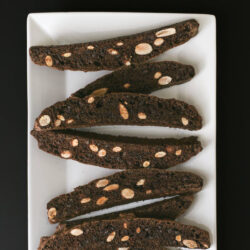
[135,43,153,55]
[96,179,109,188]
[154,38,164,46]
[116,42,124,46]
[181,117,189,126]
[62,52,71,57]
[123,223,128,229]
[154,72,162,79]
[39,115,51,127]
[155,151,166,158]
[176,235,182,242]
[98,149,106,157]
[136,179,145,186]
[124,60,131,66]
[87,45,94,50]
[108,48,119,55]
[104,184,119,191]
[183,239,198,249]
[54,119,61,127]
[96,196,108,205]
[175,149,182,156]
[155,28,176,37]
[143,161,150,168]
[91,88,108,97]
[60,150,72,159]
[66,119,74,124]
[121,188,134,199]
[119,103,129,120]
[45,55,53,66]
[113,146,122,152]
[146,190,152,194]
[138,112,147,119]
[121,235,129,242]
[158,76,172,85]
[166,146,174,153]
[57,115,65,121]
[70,228,83,236]
[80,197,91,204]
[71,139,79,147]
[118,248,129,250]
[48,207,56,220]
[89,144,98,152]
[136,227,141,233]
[87,96,95,103]
[106,231,116,242]
[123,83,131,88]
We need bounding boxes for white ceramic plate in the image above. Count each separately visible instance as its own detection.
[27,12,216,250]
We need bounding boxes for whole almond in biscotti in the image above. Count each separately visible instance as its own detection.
[33,93,202,131]
[31,129,202,170]
[46,169,203,223]
[29,19,199,71]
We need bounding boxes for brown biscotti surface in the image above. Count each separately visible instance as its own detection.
[55,195,194,234]
[71,61,195,98]
[47,170,203,223]
[38,217,210,249]
[30,19,199,72]
[34,93,202,131]
[31,130,202,169]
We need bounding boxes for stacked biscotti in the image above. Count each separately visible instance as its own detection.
[30,19,211,249]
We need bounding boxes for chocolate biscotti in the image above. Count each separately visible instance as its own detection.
[71,61,195,98]
[39,217,210,249]
[34,93,202,131]
[31,130,202,169]
[30,19,199,72]
[40,196,193,249]
[47,169,203,223]
[55,195,194,234]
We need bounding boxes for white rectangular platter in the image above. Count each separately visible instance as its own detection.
[27,12,216,250]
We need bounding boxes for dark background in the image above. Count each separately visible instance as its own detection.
[0,0,248,249]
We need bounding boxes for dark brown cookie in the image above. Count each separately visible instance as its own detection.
[31,130,202,169]
[29,19,199,72]
[38,217,210,249]
[71,61,195,98]
[34,93,202,131]
[46,169,203,223]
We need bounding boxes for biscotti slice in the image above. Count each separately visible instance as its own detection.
[71,61,195,98]
[34,93,202,131]
[47,169,203,223]
[38,218,210,249]
[30,19,199,72]
[55,195,194,234]
[31,130,202,169]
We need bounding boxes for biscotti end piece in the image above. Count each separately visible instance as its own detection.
[46,169,203,223]
[71,61,195,98]
[29,19,199,71]
[31,129,202,169]
[39,218,210,249]
[33,93,202,131]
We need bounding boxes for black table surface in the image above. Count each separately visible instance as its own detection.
[0,0,249,249]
